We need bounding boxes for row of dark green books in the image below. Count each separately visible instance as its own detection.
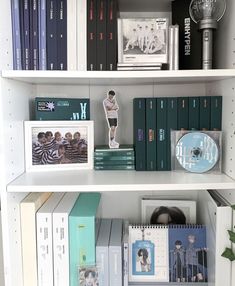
[94,145,135,170]
[133,96,222,171]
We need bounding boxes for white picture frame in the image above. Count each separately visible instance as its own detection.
[118,18,168,64]
[24,120,94,172]
[141,198,196,224]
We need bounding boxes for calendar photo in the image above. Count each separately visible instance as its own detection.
[118,18,168,64]
[24,120,94,172]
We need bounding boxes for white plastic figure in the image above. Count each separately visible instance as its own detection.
[103,90,119,148]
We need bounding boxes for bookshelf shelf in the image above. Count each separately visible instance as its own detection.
[7,170,235,193]
[2,69,235,85]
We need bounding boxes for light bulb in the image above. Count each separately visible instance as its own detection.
[189,0,226,69]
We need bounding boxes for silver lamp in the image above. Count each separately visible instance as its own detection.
[189,0,226,69]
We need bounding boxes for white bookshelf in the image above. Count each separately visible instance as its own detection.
[1,0,235,285]
[7,170,235,193]
[2,69,235,85]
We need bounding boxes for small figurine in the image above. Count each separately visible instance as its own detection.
[103,90,119,148]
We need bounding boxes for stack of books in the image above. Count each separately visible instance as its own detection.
[94,145,135,170]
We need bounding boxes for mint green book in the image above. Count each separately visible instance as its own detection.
[69,193,101,286]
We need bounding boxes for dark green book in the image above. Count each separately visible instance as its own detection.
[210,96,222,130]
[94,155,135,161]
[95,145,134,157]
[94,165,135,170]
[133,98,146,171]
[35,97,90,120]
[156,98,167,171]
[200,96,211,130]
[146,98,157,171]
[177,97,189,130]
[95,160,135,166]
[189,97,200,130]
[166,98,178,170]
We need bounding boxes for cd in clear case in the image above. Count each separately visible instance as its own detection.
[171,130,222,173]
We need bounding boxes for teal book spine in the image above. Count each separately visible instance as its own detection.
[133,98,146,171]
[146,98,157,171]
[210,96,222,130]
[177,97,189,130]
[156,98,167,171]
[69,193,101,286]
[166,98,178,170]
[189,97,199,130]
[199,96,211,130]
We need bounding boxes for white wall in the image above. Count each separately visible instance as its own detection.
[0,209,4,286]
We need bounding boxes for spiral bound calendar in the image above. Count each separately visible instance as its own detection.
[129,224,207,283]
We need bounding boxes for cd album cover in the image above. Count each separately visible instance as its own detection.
[141,199,197,224]
[171,130,222,173]
[118,18,168,64]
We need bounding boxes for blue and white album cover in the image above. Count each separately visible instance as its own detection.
[168,225,207,283]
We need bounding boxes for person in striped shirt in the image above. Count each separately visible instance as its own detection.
[32,132,46,165]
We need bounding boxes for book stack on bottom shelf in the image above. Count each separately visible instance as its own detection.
[94,145,135,170]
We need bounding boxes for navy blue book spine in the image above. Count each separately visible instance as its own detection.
[11,0,22,70]
[57,0,67,70]
[106,0,117,70]
[96,0,107,70]
[23,0,30,70]
[19,0,25,69]
[30,0,39,70]
[46,0,57,70]
[87,0,97,70]
[38,0,47,70]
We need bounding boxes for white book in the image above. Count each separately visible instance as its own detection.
[168,26,174,70]
[173,24,179,70]
[96,218,112,286]
[198,190,232,286]
[77,0,87,71]
[67,0,77,70]
[37,192,65,286]
[53,192,79,286]
[109,219,123,286]
[123,220,129,286]
[20,192,52,286]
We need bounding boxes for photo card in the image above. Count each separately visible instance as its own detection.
[79,265,99,286]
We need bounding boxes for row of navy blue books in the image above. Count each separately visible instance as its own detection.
[10,0,118,71]
[133,96,222,171]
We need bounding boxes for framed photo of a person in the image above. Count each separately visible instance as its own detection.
[141,198,197,224]
[24,120,94,172]
[118,18,168,64]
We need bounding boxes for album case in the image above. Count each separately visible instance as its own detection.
[87,0,97,70]
[189,97,200,130]
[172,0,202,69]
[171,130,222,173]
[210,96,222,131]
[118,18,168,64]
[199,96,211,130]
[35,97,90,120]
[97,0,107,71]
